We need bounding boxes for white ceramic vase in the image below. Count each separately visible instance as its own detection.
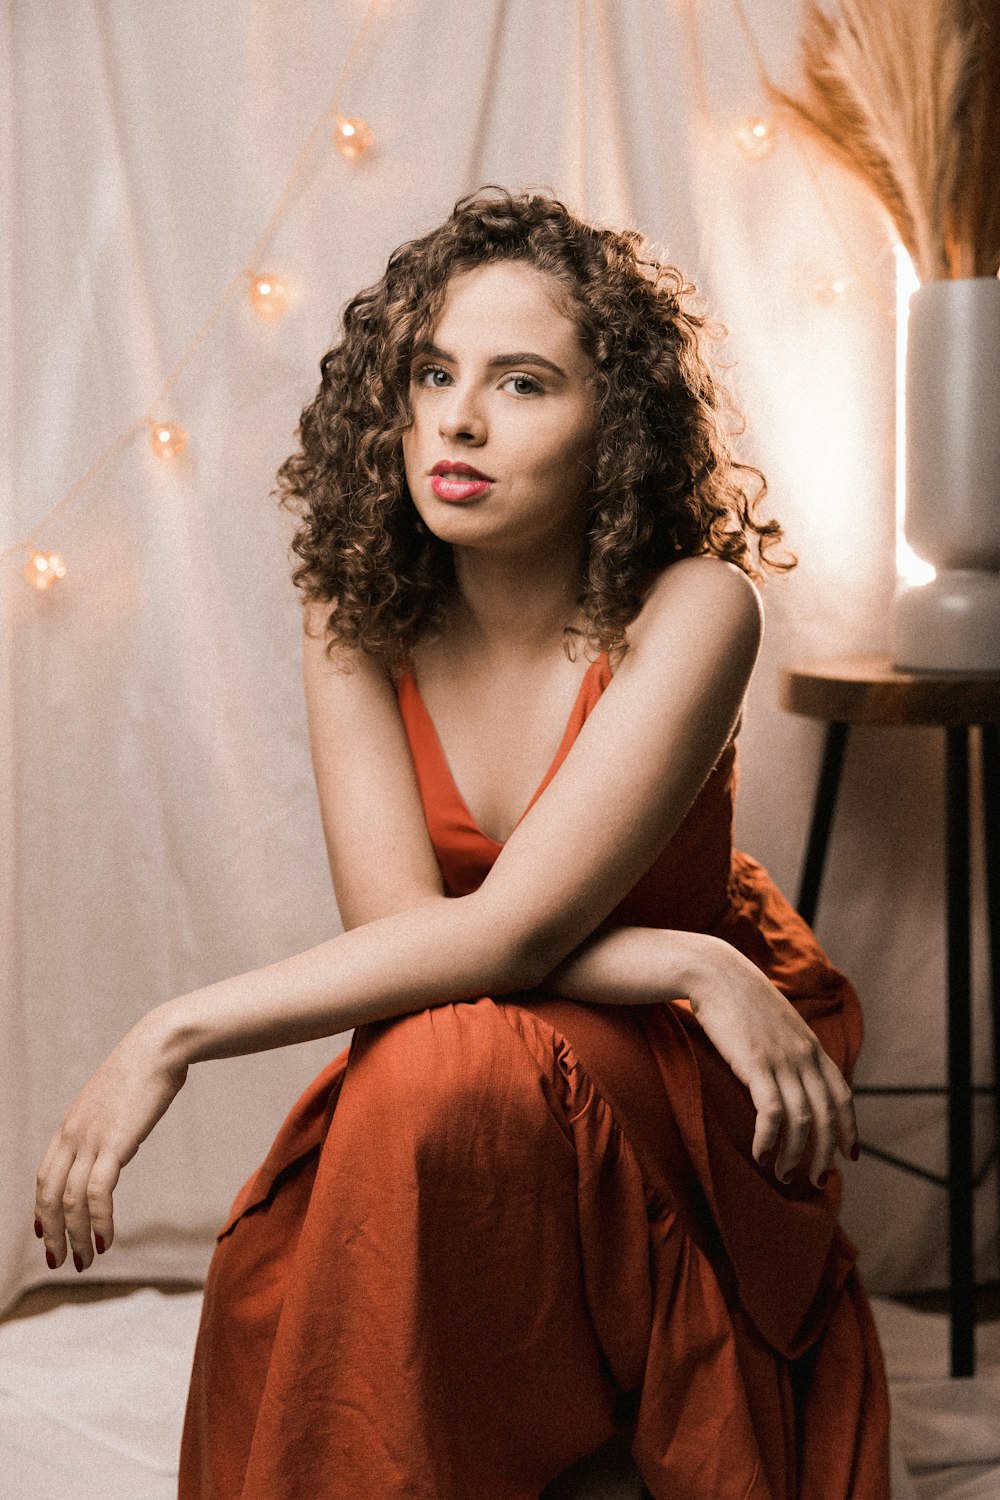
[890,275,1000,674]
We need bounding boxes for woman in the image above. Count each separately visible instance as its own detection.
[34,186,890,1499]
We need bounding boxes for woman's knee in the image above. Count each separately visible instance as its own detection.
[346,998,564,1177]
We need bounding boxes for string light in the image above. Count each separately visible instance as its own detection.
[333,114,372,160]
[734,116,775,160]
[23,551,67,591]
[728,0,894,321]
[3,0,382,588]
[812,272,854,306]
[147,420,188,460]
[247,271,291,321]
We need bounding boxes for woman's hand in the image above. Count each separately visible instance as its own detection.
[34,1015,189,1272]
[687,942,858,1188]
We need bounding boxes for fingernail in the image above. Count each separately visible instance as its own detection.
[33,1218,43,1239]
[817,1171,829,1188]
[95,1234,105,1254]
[73,1252,83,1273]
[850,1143,860,1161]
[778,1170,792,1185]
[45,1249,56,1270]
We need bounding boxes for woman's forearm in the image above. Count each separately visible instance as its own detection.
[545,924,728,1012]
[150,892,540,1068]
[145,896,727,1071]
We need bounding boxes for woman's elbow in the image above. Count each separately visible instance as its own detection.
[465,893,571,994]
[481,932,553,995]
[501,938,560,993]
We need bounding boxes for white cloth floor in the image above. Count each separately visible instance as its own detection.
[0,1287,995,1499]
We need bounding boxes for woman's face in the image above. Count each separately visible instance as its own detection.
[401,260,599,559]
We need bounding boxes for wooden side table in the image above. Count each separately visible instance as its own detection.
[779,656,1000,1378]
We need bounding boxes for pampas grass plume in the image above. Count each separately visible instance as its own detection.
[764,0,1000,282]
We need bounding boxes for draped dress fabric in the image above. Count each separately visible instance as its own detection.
[178,649,892,1500]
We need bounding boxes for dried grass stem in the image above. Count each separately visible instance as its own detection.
[765,0,1000,281]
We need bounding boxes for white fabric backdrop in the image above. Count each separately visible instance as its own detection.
[2,0,996,1317]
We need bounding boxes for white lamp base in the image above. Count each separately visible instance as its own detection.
[890,570,1000,674]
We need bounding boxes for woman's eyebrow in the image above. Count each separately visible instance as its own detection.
[412,341,567,379]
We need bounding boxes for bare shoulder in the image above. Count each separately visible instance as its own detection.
[627,556,763,667]
[302,596,348,660]
[301,598,385,686]
[626,561,767,693]
[622,558,763,711]
[300,596,402,779]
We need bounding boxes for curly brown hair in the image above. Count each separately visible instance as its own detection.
[274,184,794,669]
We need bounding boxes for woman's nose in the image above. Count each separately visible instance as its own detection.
[437,387,486,441]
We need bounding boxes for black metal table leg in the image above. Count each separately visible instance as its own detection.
[797,721,849,926]
[946,726,974,1377]
[783,663,1000,1381]
[982,726,1000,1310]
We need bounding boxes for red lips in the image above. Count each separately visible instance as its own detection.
[431,460,493,480]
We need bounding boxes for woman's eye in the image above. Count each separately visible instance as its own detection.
[503,373,543,396]
[413,364,542,396]
[414,364,449,388]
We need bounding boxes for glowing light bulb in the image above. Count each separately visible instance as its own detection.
[813,273,853,306]
[24,550,67,591]
[332,114,372,160]
[735,117,775,160]
[248,272,290,321]
[148,421,188,460]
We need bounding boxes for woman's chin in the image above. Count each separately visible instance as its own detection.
[416,501,500,545]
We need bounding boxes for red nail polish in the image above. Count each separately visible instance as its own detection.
[850,1143,861,1161]
[818,1171,829,1188]
[34,1218,43,1239]
[73,1252,83,1273]
[95,1234,105,1254]
[45,1249,56,1270]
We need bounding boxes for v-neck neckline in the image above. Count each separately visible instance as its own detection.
[402,654,608,848]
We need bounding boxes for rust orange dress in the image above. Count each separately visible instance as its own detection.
[178,650,891,1500]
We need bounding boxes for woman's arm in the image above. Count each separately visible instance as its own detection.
[299,597,445,929]
[545,925,858,1184]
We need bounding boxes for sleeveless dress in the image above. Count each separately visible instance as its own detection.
[178,650,892,1500]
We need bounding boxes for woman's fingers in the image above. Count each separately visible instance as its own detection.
[818,1050,859,1163]
[32,1020,187,1272]
[35,1135,76,1266]
[798,1063,839,1187]
[87,1149,121,1256]
[699,956,861,1186]
[62,1149,99,1269]
[747,1069,784,1165]
[772,1067,812,1181]
[36,1134,120,1270]
[764,1051,857,1188]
